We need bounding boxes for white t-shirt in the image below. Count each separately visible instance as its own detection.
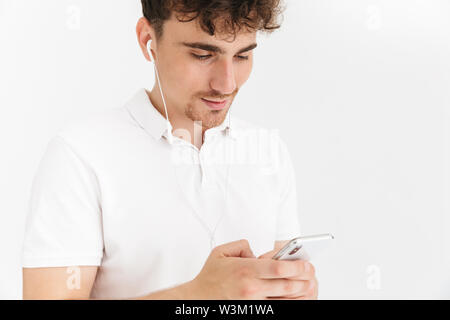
[22,88,301,299]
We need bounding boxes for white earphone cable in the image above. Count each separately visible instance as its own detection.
[154,63,171,131]
[148,40,232,251]
[172,142,232,252]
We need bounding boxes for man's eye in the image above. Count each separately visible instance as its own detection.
[191,53,249,61]
[236,55,249,61]
[192,53,212,60]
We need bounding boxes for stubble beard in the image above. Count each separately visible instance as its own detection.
[185,99,232,130]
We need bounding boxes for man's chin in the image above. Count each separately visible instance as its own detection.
[186,100,231,129]
[201,113,228,129]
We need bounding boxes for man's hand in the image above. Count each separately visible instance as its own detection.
[188,239,318,300]
[257,248,318,300]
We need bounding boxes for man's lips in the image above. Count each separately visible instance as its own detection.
[201,98,228,110]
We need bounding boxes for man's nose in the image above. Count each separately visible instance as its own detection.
[209,58,237,95]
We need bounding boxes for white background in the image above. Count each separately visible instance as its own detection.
[1,0,449,299]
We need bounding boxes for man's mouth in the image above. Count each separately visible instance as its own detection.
[201,98,228,110]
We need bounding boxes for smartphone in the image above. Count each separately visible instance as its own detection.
[272,233,334,261]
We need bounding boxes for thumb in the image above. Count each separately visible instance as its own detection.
[258,249,278,259]
[213,239,256,258]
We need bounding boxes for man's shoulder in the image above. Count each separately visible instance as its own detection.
[53,106,137,155]
[230,116,292,173]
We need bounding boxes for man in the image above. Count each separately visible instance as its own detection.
[22,0,318,299]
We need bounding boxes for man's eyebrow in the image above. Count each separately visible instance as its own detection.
[179,42,257,55]
[237,43,258,54]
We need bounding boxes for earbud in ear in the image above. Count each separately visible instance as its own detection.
[146,39,153,63]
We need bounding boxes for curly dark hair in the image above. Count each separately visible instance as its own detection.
[141,0,284,40]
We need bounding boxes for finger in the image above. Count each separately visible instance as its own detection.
[213,239,256,258]
[252,259,315,280]
[260,279,312,298]
[265,295,312,300]
[311,277,319,299]
[278,278,317,299]
[283,262,316,281]
[257,249,278,259]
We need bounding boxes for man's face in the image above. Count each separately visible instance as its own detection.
[151,15,257,130]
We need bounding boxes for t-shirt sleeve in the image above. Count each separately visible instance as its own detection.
[275,138,301,240]
[22,135,104,267]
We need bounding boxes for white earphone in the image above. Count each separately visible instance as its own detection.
[146,39,174,144]
[146,39,154,64]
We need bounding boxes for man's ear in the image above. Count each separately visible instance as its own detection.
[136,17,155,62]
